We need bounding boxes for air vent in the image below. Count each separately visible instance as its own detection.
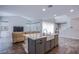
[48,5,53,8]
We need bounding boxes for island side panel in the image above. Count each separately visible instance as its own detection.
[28,38,36,54]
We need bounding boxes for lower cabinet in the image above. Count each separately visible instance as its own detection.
[27,35,58,54]
[36,38,46,54]
[45,40,51,52]
[28,37,46,54]
[54,35,58,47]
[28,38,36,54]
[50,39,55,49]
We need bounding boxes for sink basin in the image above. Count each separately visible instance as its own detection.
[46,35,54,41]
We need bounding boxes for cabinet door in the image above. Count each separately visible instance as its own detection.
[28,38,36,54]
[54,35,58,47]
[50,39,54,49]
[45,40,51,52]
[36,38,46,54]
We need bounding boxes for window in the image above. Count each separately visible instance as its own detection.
[42,22,55,35]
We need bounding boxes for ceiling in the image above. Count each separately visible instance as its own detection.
[0,5,79,20]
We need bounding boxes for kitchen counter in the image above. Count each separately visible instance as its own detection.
[24,33,55,41]
[23,33,58,54]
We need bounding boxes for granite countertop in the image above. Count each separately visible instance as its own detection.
[28,36,47,40]
[24,33,58,40]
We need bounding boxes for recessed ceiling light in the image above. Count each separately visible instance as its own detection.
[53,14,57,17]
[42,8,46,11]
[70,9,74,12]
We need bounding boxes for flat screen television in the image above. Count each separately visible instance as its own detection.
[13,26,24,32]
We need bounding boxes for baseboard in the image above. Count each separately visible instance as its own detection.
[59,36,79,40]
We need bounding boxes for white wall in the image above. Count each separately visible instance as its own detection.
[59,17,79,39]
[55,15,71,31]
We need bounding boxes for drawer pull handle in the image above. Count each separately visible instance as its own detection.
[37,42,42,44]
[39,42,42,44]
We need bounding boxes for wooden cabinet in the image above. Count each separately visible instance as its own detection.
[12,32,25,43]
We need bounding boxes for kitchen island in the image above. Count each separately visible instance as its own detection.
[23,34,58,54]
